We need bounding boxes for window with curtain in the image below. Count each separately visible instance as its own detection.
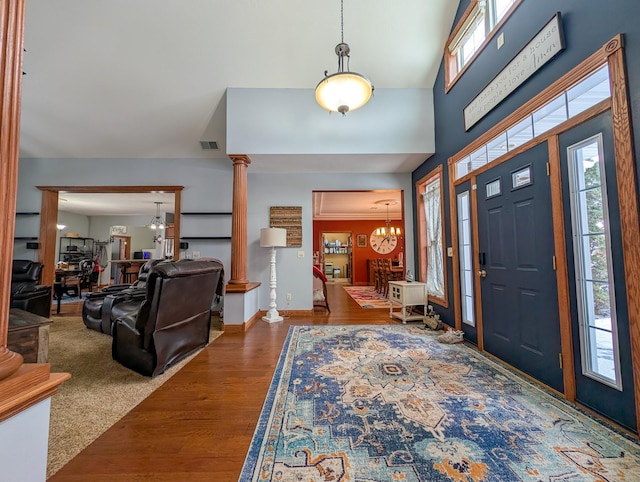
[422,177,445,301]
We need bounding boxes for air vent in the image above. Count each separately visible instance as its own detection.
[200,140,219,150]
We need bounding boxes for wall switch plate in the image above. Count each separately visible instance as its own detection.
[447,247,454,257]
[286,293,292,301]
[497,32,504,49]
[297,250,304,258]
[192,251,200,258]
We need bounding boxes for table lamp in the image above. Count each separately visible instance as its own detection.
[260,227,287,323]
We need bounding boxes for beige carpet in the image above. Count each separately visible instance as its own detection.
[46,316,223,479]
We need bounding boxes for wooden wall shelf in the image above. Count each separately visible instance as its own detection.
[181,212,231,216]
[180,236,231,240]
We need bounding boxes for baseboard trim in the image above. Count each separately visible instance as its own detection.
[222,312,261,334]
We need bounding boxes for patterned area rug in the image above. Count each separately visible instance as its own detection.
[343,286,390,308]
[241,325,640,481]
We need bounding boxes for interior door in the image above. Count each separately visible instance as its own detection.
[559,112,636,431]
[476,142,564,393]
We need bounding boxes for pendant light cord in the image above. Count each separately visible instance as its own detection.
[340,0,344,44]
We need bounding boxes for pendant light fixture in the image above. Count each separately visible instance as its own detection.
[375,200,401,237]
[315,0,374,116]
[148,202,166,231]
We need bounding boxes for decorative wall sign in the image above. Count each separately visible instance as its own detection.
[110,225,127,235]
[270,206,302,247]
[464,13,565,131]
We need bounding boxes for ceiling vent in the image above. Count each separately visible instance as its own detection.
[200,140,219,151]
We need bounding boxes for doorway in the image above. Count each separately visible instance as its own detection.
[111,235,131,283]
[456,112,637,431]
[321,232,352,283]
[37,186,183,287]
[312,190,405,286]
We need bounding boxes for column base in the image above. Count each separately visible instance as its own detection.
[262,309,283,323]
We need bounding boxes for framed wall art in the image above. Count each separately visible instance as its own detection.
[356,234,367,248]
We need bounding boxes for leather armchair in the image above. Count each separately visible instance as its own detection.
[82,259,162,334]
[112,258,225,377]
[11,260,52,318]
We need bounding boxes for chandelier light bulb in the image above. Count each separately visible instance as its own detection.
[148,201,166,231]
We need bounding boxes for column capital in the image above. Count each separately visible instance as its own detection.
[229,154,252,166]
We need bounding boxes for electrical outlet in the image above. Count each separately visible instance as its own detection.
[297,250,304,258]
[286,293,292,301]
[192,250,200,258]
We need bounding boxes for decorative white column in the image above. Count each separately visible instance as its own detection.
[260,228,287,323]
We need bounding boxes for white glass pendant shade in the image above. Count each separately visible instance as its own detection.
[315,72,373,114]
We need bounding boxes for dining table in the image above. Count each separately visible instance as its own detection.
[111,259,149,284]
[53,268,82,314]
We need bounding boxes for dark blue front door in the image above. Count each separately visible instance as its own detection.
[476,142,564,393]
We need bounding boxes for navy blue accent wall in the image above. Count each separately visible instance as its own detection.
[413,0,640,326]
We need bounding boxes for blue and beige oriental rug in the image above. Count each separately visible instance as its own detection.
[241,325,640,481]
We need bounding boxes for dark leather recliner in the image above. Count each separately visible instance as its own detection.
[112,258,225,377]
[11,260,52,318]
[82,259,162,334]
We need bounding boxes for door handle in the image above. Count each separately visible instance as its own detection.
[478,269,487,278]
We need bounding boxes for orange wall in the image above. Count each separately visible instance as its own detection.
[313,220,405,285]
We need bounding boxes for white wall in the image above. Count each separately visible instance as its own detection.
[247,172,414,311]
[0,399,51,482]
[17,158,413,311]
[227,88,435,156]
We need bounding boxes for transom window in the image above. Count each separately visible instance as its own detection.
[445,0,520,91]
[454,65,611,179]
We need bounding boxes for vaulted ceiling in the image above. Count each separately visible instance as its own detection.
[20,1,457,164]
[20,0,458,214]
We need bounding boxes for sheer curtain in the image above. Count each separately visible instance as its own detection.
[422,179,445,299]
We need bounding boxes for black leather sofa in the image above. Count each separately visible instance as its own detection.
[112,258,225,377]
[82,259,162,334]
[11,260,52,318]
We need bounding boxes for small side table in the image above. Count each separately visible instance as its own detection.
[8,308,53,363]
[388,280,428,324]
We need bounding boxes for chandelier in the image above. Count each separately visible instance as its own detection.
[375,200,401,237]
[314,0,374,116]
[148,202,166,230]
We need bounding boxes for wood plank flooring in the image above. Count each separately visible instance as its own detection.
[48,283,396,481]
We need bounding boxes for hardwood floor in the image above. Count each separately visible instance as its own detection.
[48,283,396,481]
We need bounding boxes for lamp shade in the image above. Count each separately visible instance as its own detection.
[315,72,373,114]
[260,227,287,248]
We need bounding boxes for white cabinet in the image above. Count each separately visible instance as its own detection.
[388,281,428,324]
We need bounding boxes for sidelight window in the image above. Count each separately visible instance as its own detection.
[457,191,475,326]
[567,134,622,389]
